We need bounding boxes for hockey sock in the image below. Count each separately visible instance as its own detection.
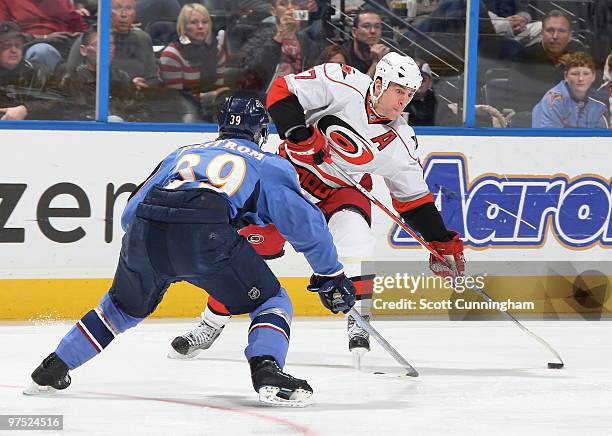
[55,293,142,370]
[351,274,374,317]
[244,288,292,368]
[202,305,231,329]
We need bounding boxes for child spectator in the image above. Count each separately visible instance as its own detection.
[532,52,609,128]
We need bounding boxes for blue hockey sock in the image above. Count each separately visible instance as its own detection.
[55,293,142,370]
[244,288,293,368]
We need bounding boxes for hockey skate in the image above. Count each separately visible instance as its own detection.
[250,356,313,407]
[168,320,224,359]
[23,353,71,396]
[348,314,370,369]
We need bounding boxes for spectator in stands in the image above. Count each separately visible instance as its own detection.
[0,0,88,73]
[508,10,584,118]
[239,0,322,100]
[0,21,54,120]
[67,0,160,88]
[137,0,181,31]
[111,0,159,88]
[160,4,224,92]
[60,27,139,121]
[483,0,541,46]
[342,10,389,77]
[597,53,612,125]
[159,3,229,121]
[405,60,438,126]
[316,44,349,65]
[532,52,609,128]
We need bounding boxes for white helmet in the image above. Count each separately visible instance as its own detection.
[369,52,423,103]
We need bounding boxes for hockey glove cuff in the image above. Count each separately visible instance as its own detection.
[285,127,331,165]
[307,273,356,314]
[428,231,465,278]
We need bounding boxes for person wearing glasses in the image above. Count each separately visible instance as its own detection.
[342,10,390,78]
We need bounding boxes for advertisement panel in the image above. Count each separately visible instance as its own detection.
[1,131,610,318]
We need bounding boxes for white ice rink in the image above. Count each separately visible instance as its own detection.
[1,318,611,435]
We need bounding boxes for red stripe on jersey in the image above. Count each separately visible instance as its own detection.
[323,64,364,98]
[207,296,230,316]
[392,192,434,214]
[248,324,289,341]
[77,321,102,353]
[266,77,292,108]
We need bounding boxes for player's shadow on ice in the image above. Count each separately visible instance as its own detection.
[206,394,417,410]
[182,356,564,380]
[180,355,355,370]
[416,366,569,379]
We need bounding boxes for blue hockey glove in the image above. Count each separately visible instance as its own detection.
[307,273,356,314]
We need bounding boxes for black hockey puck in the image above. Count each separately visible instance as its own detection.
[548,362,564,369]
[373,371,385,374]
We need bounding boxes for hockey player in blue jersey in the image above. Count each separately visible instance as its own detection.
[24,96,355,407]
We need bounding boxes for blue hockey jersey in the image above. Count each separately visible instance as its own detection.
[121,138,343,276]
[532,81,610,128]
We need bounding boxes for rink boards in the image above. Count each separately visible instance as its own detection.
[1,130,611,319]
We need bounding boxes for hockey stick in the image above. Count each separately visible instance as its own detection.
[328,160,565,368]
[348,307,419,377]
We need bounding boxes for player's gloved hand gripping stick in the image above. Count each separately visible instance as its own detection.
[308,273,419,377]
[326,156,565,370]
[307,273,356,314]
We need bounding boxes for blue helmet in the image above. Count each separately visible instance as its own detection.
[217,96,269,146]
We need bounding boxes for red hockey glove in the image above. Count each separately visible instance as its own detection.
[428,231,465,278]
[239,224,286,260]
[285,127,331,165]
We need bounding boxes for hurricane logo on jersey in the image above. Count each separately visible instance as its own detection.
[318,115,374,165]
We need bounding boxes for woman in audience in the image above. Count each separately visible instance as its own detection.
[159,3,227,120]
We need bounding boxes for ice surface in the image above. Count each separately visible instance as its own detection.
[2,318,611,435]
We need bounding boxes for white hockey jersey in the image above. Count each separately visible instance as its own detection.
[281,62,431,213]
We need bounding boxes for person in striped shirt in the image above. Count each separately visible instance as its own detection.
[159,2,226,112]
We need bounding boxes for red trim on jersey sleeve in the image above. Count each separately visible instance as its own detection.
[323,64,364,97]
[266,77,293,109]
[392,192,434,214]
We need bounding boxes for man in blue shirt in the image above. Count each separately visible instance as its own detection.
[24,96,355,407]
[532,52,609,128]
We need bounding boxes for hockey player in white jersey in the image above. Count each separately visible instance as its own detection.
[169,52,465,361]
